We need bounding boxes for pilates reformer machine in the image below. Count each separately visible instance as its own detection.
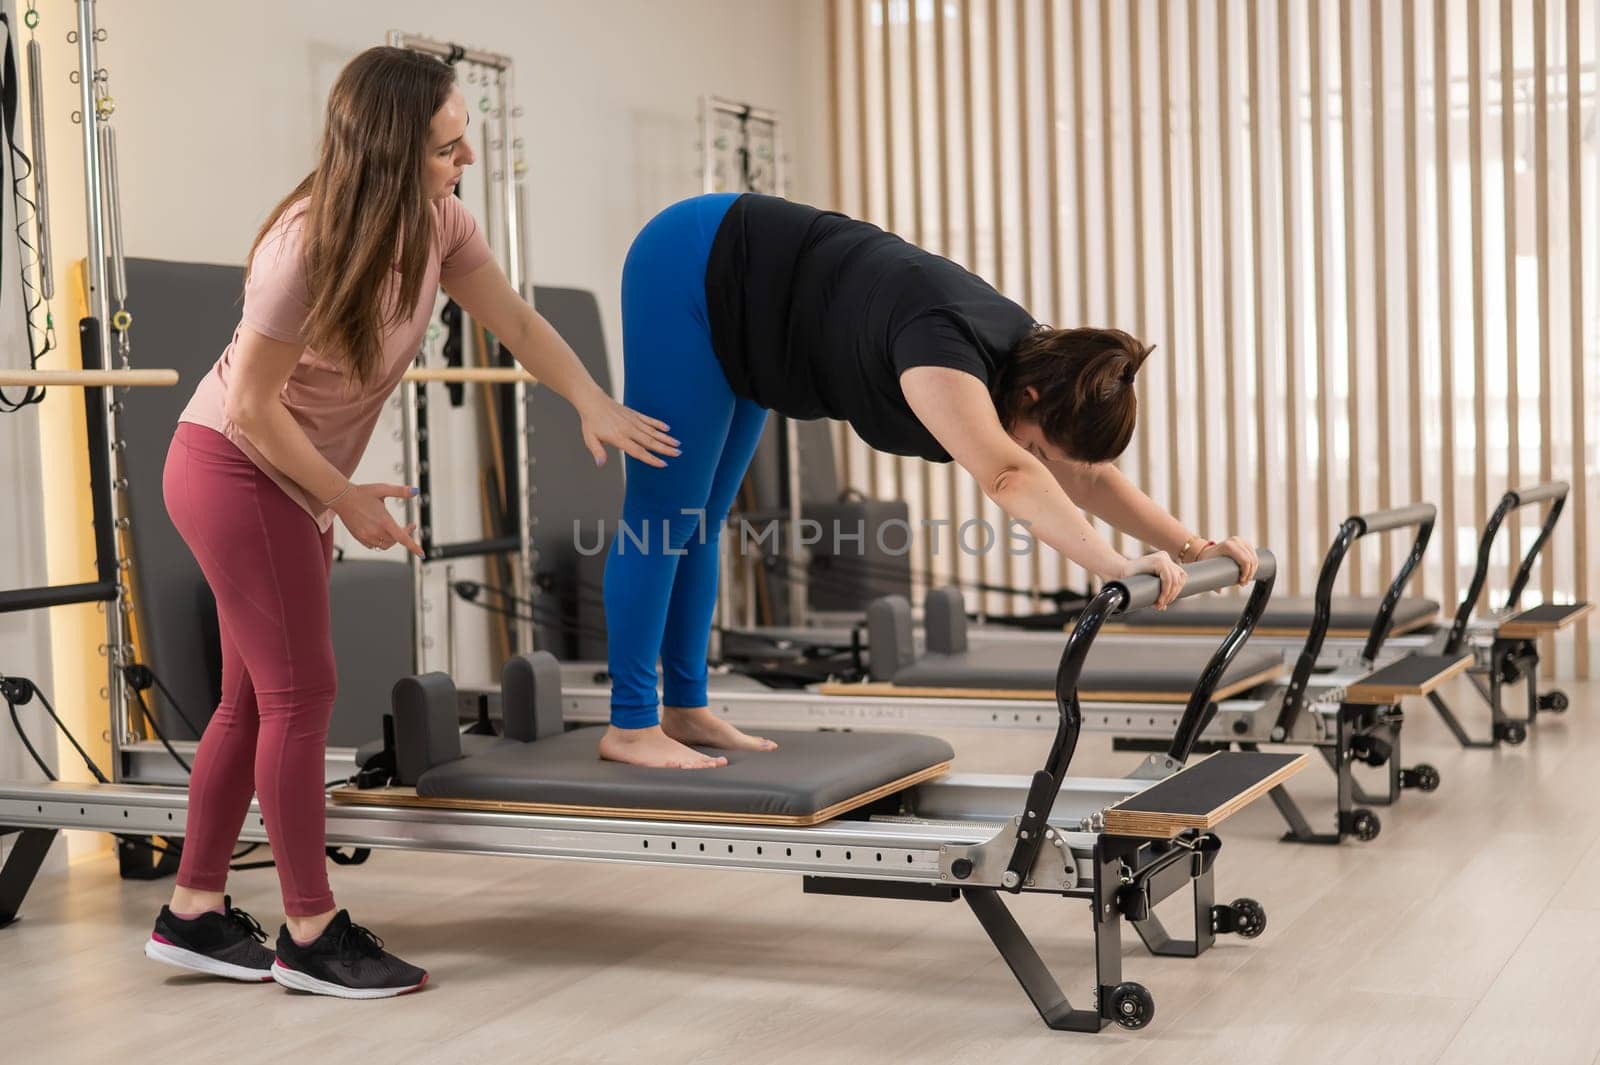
[1,573,1307,1032]
[329,558,1298,1032]
[1105,484,1591,749]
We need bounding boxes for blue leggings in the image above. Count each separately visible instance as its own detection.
[604,194,768,728]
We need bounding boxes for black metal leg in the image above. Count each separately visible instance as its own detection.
[0,828,58,929]
[1351,712,1404,807]
[1269,782,1339,845]
[1525,654,1541,727]
[1130,847,1216,959]
[964,888,1105,1032]
[1489,660,1506,733]
[1429,690,1496,749]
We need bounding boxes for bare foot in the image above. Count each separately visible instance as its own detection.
[662,706,779,752]
[598,725,728,769]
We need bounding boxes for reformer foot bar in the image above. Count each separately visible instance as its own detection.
[39,559,1291,1033]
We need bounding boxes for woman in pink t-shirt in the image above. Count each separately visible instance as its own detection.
[142,47,677,999]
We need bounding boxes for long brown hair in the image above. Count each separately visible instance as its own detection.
[991,326,1153,463]
[247,47,456,386]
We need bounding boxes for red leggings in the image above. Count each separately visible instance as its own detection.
[163,423,337,916]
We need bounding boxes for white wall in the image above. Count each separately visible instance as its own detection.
[75,0,830,372]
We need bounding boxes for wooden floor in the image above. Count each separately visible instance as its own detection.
[6,676,1600,1065]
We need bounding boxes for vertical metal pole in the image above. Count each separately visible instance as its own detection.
[402,377,427,671]
[772,105,786,198]
[786,418,806,626]
[502,65,535,654]
[26,39,54,297]
[76,0,127,777]
[444,563,457,679]
[702,96,716,194]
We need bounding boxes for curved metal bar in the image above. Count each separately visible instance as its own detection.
[1444,482,1570,654]
[1001,580,1126,890]
[1279,518,1360,726]
[1000,552,1276,891]
[1269,504,1436,740]
[1359,505,1436,662]
[1165,551,1278,764]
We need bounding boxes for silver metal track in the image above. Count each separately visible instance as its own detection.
[0,781,1100,890]
[119,742,358,787]
[558,678,1345,742]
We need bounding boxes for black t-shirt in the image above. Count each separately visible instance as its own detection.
[703,194,1036,462]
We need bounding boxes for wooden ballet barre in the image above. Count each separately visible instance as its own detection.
[0,368,179,388]
[402,366,539,384]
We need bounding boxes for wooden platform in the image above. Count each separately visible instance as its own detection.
[1102,751,1310,838]
[1344,653,1474,705]
[817,664,1284,705]
[1497,602,1594,640]
[328,760,952,827]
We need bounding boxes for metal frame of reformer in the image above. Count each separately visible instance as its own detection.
[2,562,1306,1033]
[956,503,1468,845]
[1422,482,1585,748]
[698,94,809,636]
[385,31,540,675]
[0,0,145,781]
[1101,484,1583,752]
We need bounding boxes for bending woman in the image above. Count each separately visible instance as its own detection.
[601,193,1257,770]
[145,48,675,998]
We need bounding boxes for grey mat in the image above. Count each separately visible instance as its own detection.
[1117,594,1439,634]
[893,641,1284,694]
[415,727,954,820]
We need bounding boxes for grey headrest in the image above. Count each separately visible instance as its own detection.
[392,672,463,786]
[501,651,565,742]
[867,595,916,681]
[923,586,969,654]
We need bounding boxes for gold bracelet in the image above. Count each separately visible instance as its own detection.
[1178,536,1196,563]
[323,481,354,508]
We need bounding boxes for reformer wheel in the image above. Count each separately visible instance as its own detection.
[1539,690,1569,713]
[1496,720,1529,745]
[1229,897,1266,939]
[1349,808,1381,842]
[1108,982,1155,1030]
[1400,764,1441,792]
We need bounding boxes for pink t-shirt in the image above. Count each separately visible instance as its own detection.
[178,195,495,531]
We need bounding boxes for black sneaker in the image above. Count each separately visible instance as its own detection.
[145,896,274,982]
[271,910,428,999]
